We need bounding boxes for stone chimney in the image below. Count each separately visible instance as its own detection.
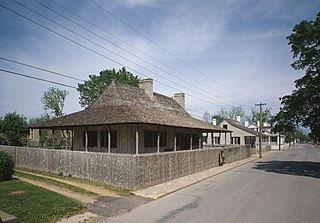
[173,92,185,109]
[139,77,153,98]
[236,115,241,123]
[245,121,249,127]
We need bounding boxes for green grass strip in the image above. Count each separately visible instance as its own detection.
[0,179,85,223]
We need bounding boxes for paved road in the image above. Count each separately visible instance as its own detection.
[103,144,320,223]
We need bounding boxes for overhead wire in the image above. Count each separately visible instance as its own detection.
[0,57,84,82]
[0,55,210,118]
[24,0,246,108]
[48,0,251,106]
[4,1,247,109]
[0,68,77,89]
[0,2,223,109]
[89,0,257,104]
[1,1,257,112]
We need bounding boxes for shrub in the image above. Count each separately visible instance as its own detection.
[0,151,15,181]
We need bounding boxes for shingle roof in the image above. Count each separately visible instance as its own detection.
[32,82,229,132]
[224,119,258,135]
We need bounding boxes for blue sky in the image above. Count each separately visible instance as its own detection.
[1,0,320,120]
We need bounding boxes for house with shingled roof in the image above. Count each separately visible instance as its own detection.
[219,119,258,148]
[31,78,230,154]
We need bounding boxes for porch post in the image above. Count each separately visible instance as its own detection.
[85,128,88,152]
[108,128,111,154]
[39,129,42,148]
[224,132,227,146]
[219,132,221,146]
[97,129,101,151]
[71,130,74,151]
[278,132,281,151]
[135,126,139,154]
[157,132,160,153]
[230,132,233,145]
[190,130,193,150]
[211,132,214,148]
[174,128,177,152]
[66,130,69,150]
[52,129,55,149]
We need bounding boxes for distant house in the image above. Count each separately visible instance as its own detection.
[218,119,258,148]
[261,125,286,149]
[31,78,230,154]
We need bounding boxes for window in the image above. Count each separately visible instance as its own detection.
[100,130,117,148]
[192,133,199,146]
[144,131,167,147]
[232,137,240,145]
[223,125,228,129]
[271,136,278,143]
[176,132,191,149]
[159,132,167,147]
[83,131,97,147]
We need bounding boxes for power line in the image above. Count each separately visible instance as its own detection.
[0,68,77,89]
[89,0,256,104]
[48,0,251,106]
[0,57,84,82]
[2,1,242,109]
[25,0,247,108]
[1,2,257,111]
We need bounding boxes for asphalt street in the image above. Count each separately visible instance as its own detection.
[103,144,320,223]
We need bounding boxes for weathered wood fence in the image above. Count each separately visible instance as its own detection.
[0,145,252,190]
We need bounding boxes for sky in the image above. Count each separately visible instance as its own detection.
[1,0,320,121]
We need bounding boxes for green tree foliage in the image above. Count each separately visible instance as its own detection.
[0,112,28,146]
[41,87,68,118]
[211,115,224,125]
[77,67,139,107]
[246,107,272,124]
[274,11,320,144]
[216,106,245,121]
[0,151,14,181]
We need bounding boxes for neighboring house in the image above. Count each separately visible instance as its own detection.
[218,119,258,148]
[261,126,286,149]
[31,78,230,154]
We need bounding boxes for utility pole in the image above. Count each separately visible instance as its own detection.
[255,102,266,158]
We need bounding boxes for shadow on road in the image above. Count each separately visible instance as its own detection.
[253,161,320,179]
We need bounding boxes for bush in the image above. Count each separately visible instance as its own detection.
[0,151,15,181]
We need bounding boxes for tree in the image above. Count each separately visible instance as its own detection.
[0,112,28,146]
[275,11,320,144]
[246,107,272,124]
[41,87,68,118]
[211,115,224,125]
[77,67,139,107]
[216,106,245,121]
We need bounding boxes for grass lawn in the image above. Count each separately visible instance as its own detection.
[0,179,85,223]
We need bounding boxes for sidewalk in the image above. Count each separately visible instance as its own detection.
[133,150,278,199]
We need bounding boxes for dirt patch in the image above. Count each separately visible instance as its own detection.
[17,176,97,204]
[17,170,119,197]
[9,191,26,196]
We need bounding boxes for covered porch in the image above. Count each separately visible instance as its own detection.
[31,123,231,154]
